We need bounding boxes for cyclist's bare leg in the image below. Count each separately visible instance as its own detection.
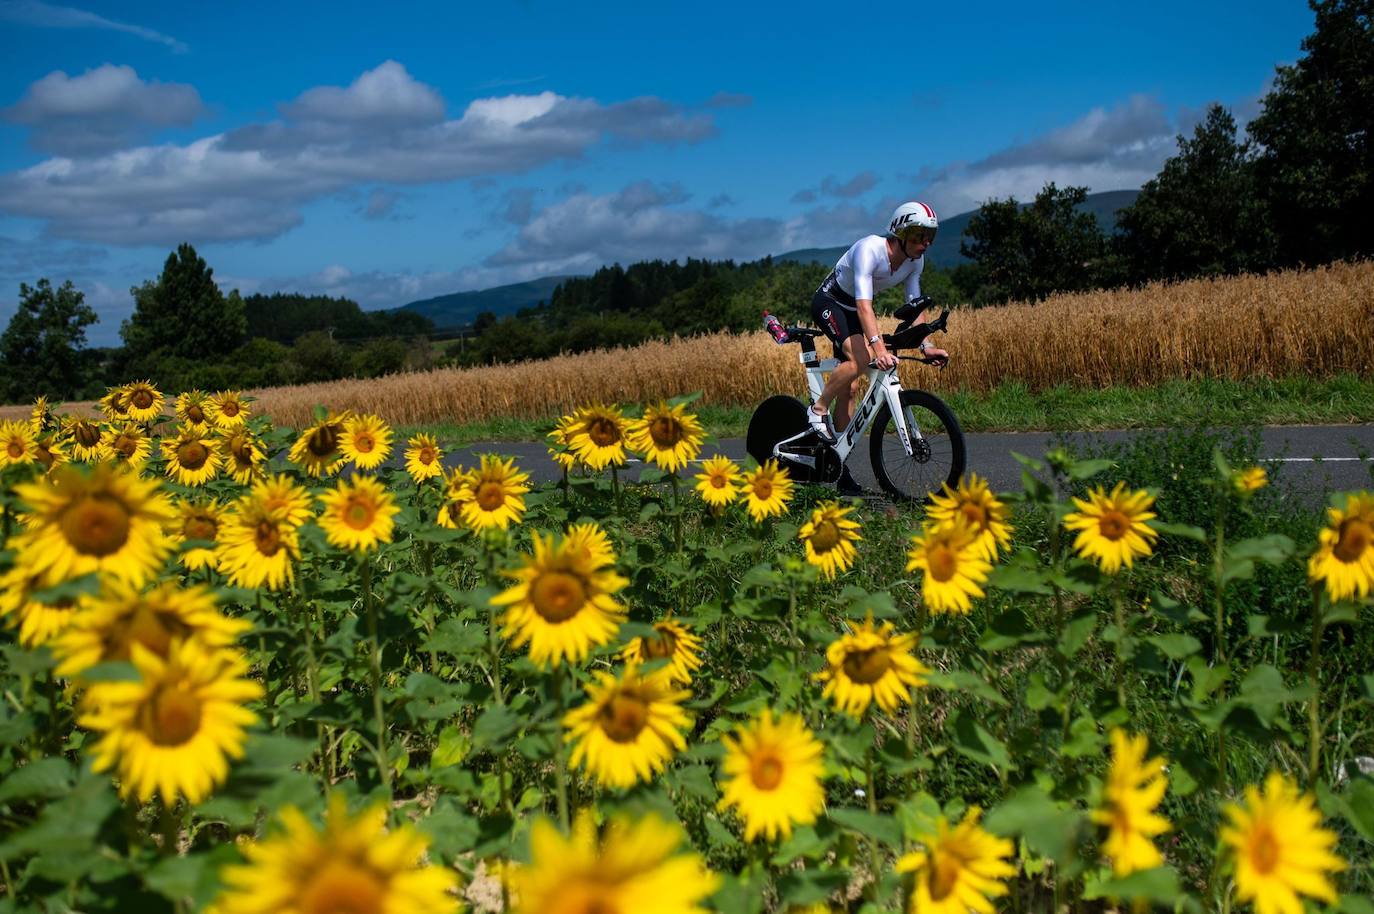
[812,333,868,423]
[836,373,864,432]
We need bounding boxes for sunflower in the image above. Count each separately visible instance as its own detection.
[98,386,130,421]
[546,414,578,472]
[288,412,351,477]
[815,614,930,717]
[404,433,444,482]
[565,521,617,569]
[905,520,992,615]
[896,807,1016,914]
[161,426,221,486]
[1092,729,1171,876]
[1308,491,1374,603]
[0,419,36,469]
[1220,772,1346,914]
[1232,466,1269,495]
[32,432,67,473]
[511,813,718,914]
[460,454,530,531]
[171,498,225,571]
[340,413,393,470]
[63,415,105,462]
[30,395,56,434]
[717,709,825,843]
[99,423,152,470]
[1063,482,1159,574]
[493,530,629,668]
[174,390,212,429]
[626,401,705,473]
[0,563,79,647]
[81,638,261,805]
[567,403,630,471]
[564,665,691,789]
[250,473,314,528]
[740,459,793,522]
[926,473,1013,560]
[11,463,175,587]
[318,475,400,553]
[435,467,473,529]
[51,578,250,679]
[695,454,740,509]
[799,500,862,579]
[621,616,704,685]
[215,496,302,591]
[206,390,250,430]
[213,794,459,914]
[122,380,164,423]
[217,428,265,485]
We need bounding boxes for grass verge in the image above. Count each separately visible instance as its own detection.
[400,373,1374,444]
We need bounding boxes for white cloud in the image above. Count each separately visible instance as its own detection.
[0,1,188,52]
[284,60,444,125]
[3,64,205,155]
[0,62,724,246]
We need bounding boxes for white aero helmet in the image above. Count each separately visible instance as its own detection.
[887,201,938,244]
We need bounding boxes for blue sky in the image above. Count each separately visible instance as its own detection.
[0,0,1315,345]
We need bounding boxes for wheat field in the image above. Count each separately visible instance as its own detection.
[6,261,1372,427]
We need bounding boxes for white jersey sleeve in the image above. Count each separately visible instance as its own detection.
[849,239,883,302]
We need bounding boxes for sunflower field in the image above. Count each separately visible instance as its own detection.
[0,384,1371,914]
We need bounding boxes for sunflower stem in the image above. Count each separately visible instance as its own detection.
[1306,583,1325,791]
[158,799,179,856]
[611,464,621,514]
[864,742,881,902]
[1212,501,1231,796]
[361,556,392,795]
[552,665,571,832]
[671,472,683,553]
[1112,584,1128,713]
[420,540,439,675]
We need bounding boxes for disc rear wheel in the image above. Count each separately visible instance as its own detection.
[868,390,965,502]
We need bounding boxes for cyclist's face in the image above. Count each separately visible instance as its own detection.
[903,236,931,258]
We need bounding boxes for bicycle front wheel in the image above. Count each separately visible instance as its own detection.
[868,390,966,503]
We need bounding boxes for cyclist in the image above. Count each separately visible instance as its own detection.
[808,201,948,495]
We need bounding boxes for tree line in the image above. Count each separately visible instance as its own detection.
[2,0,1369,394]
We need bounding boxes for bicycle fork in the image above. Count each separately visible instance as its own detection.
[879,373,922,457]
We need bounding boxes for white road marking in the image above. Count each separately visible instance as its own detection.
[1273,457,1368,462]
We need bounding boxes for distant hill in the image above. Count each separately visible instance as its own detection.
[394,190,1140,329]
[395,276,573,330]
[774,189,1139,270]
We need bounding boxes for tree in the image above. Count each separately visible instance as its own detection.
[121,243,248,367]
[1247,0,1374,265]
[1115,105,1274,283]
[959,183,1110,304]
[0,279,99,401]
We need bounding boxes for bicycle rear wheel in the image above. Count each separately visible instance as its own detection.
[868,390,966,502]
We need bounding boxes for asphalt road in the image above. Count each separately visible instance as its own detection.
[446,424,1374,507]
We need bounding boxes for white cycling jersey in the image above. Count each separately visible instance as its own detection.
[832,234,923,310]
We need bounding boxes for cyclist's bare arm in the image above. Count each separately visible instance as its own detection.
[855,298,897,369]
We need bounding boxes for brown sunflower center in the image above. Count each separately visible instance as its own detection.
[1249,825,1280,874]
[75,422,101,448]
[114,434,139,458]
[35,443,55,469]
[353,432,376,453]
[475,481,507,512]
[255,520,282,556]
[1098,510,1130,541]
[530,571,587,623]
[643,628,678,660]
[308,425,340,458]
[587,417,620,447]
[750,752,785,791]
[177,441,209,470]
[709,472,729,489]
[219,400,240,418]
[418,446,437,464]
[60,494,131,556]
[184,515,218,541]
[185,404,206,424]
[843,646,893,684]
[6,439,23,459]
[141,683,203,746]
[129,389,155,410]
[229,437,254,463]
[959,502,987,528]
[809,519,841,552]
[1334,519,1372,564]
[115,607,189,660]
[598,693,649,743]
[928,850,962,901]
[752,478,774,500]
[299,860,386,914]
[926,545,959,583]
[648,416,682,449]
[344,498,377,531]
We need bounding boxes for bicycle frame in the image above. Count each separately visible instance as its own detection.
[772,339,923,468]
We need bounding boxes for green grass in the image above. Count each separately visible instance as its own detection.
[399,374,1374,444]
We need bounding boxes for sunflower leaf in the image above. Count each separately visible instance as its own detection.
[1082,865,1183,903]
[1065,458,1116,481]
[948,710,1014,772]
[1149,521,1207,543]
[984,786,1083,865]
[827,808,903,848]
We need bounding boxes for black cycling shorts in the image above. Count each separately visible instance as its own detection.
[811,285,862,362]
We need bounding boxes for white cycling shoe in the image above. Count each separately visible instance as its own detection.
[807,405,837,443]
